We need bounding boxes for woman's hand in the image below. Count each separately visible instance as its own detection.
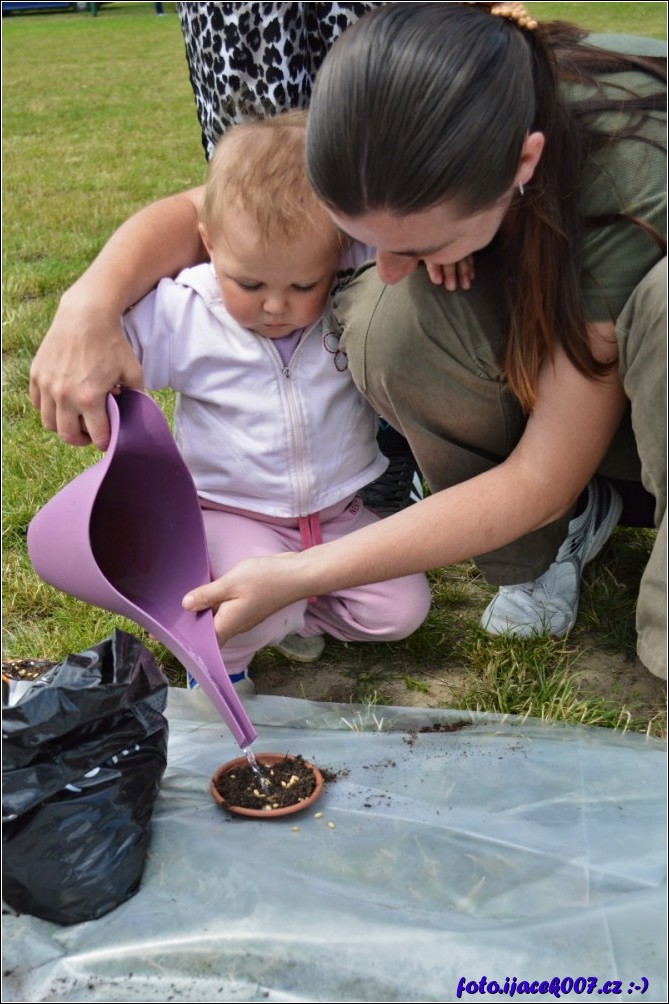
[425,255,475,290]
[183,553,307,645]
[29,285,144,450]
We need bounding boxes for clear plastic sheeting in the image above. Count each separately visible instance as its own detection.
[3,689,666,1003]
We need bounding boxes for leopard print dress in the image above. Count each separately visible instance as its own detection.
[176,2,386,158]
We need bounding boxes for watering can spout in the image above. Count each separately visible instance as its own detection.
[27,389,257,749]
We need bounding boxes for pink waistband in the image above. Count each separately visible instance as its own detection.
[198,496,356,531]
[198,496,359,606]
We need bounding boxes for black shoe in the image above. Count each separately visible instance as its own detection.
[360,454,424,517]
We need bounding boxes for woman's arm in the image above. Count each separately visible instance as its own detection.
[184,330,628,642]
[29,186,206,450]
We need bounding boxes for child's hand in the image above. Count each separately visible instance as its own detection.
[424,255,475,291]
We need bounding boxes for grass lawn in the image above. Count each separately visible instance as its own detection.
[2,1,666,735]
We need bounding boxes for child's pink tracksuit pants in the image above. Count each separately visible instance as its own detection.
[201,496,432,674]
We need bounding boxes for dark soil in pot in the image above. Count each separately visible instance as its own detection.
[211,753,323,818]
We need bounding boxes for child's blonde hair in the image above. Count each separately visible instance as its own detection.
[200,110,346,251]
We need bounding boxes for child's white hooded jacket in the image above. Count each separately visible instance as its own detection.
[122,261,387,519]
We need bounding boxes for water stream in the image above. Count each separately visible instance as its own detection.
[243,746,271,792]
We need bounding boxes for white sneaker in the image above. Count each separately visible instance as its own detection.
[186,668,255,696]
[274,633,326,663]
[482,477,623,638]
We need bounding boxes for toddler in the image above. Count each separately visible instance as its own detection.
[122,111,431,692]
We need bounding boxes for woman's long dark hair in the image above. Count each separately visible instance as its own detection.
[306,2,666,411]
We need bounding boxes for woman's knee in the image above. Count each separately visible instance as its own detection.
[336,256,524,463]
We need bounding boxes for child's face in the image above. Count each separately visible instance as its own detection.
[201,211,340,338]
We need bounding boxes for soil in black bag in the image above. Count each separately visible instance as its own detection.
[2,629,169,926]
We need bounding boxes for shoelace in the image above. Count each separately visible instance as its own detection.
[498,582,536,606]
[555,480,612,565]
[363,456,420,508]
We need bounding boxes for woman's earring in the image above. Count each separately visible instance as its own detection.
[518,182,525,196]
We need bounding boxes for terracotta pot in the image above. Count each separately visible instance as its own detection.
[210,753,324,819]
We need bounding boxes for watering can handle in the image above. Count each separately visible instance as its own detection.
[27,388,257,749]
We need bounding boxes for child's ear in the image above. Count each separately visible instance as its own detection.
[198,223,215,259]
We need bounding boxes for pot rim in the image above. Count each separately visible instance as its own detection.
[210,752,324,818]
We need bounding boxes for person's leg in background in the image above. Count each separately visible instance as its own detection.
[176,3,386,157]
[616,259,667,679]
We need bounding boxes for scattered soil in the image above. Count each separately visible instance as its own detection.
[319,765,349,784]
[2,659,56,704]
[418,721,471,734]
[214,754,317,811]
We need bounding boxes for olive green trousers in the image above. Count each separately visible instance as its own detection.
[335,255,666,678]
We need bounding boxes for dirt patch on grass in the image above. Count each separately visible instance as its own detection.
[249,637,666,734]
[570,646,667,728]
[249,651,469,709]
[5,626,665,736]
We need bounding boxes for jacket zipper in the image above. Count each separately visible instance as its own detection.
[268,339,311,517]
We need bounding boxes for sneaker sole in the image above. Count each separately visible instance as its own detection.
[274,644,325,664]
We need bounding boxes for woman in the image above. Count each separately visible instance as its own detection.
[30,3,666,676]
[183,1,666,677]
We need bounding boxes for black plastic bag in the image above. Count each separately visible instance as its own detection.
[2,629,169,925]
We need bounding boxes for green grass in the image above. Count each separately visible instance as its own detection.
[2,1,666,736]
[527,1,666,37]
[2,1,200,673]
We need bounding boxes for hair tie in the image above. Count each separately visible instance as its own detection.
[463,2,538,32]
[490,2,538,31]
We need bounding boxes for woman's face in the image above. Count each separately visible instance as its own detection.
[329,195,513,284]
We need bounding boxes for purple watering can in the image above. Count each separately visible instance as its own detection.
[27,388,257,749]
